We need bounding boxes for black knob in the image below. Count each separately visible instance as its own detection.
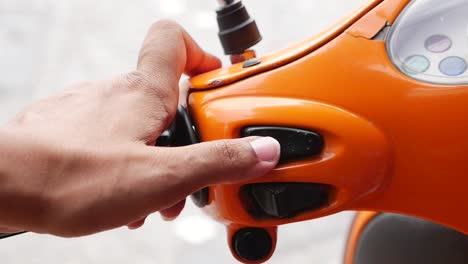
[233,228,273,262]
[216,0,262,55]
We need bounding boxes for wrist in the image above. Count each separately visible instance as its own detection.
[0,125,51,180]
[0,125,59,231]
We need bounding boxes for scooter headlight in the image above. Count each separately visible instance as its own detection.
[387,0,468,84]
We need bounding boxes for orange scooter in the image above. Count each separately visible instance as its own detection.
[160,0,468,263]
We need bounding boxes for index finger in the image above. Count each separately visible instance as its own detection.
[137,20,222,79]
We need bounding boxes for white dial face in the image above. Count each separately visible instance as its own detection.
[387,0,468,85]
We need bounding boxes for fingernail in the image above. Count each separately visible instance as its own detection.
[250,137,281,162]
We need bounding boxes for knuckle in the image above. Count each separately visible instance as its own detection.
[121,71,154,90]
[122,71,169,99]
[122,71,168,98]
[120,71,175,131]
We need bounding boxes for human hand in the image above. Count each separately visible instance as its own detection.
[0,20,280,237]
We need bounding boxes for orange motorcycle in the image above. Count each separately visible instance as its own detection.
[161,0,468,263]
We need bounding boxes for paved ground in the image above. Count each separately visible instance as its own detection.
[0,0,364,263]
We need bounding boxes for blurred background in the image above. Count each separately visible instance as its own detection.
[0,0,365,263]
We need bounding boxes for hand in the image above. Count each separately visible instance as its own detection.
[0,20,280,237]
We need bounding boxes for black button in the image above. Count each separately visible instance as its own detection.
[241,126,323,163]
[232,228,273,262]
[245,183,329,218]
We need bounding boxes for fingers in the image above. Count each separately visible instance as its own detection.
[127,198,185,229]
[137,19,221,80]
[159,200,186,221]
[130,19,221,135]
[53,137,279,235]
[127,217,146,230]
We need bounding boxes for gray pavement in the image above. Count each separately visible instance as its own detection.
[0,0,364,263]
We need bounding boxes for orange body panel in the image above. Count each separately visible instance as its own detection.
[187,0,467,261]
[190,0,384,89]
[190,96,391,226]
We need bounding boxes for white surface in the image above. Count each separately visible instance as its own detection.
[0,0,364,263]
[388,0,468,84]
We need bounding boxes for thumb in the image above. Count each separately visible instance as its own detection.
[123,137,280,217]
[95,137,279,230]
[143,137,279,223]
[163,136,281,186]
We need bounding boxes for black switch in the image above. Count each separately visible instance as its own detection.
[246,183,329,219]
[241,126,323,163]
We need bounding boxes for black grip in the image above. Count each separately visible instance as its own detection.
[156,106,199,147]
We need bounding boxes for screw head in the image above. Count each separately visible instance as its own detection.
[243,58,261,68]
